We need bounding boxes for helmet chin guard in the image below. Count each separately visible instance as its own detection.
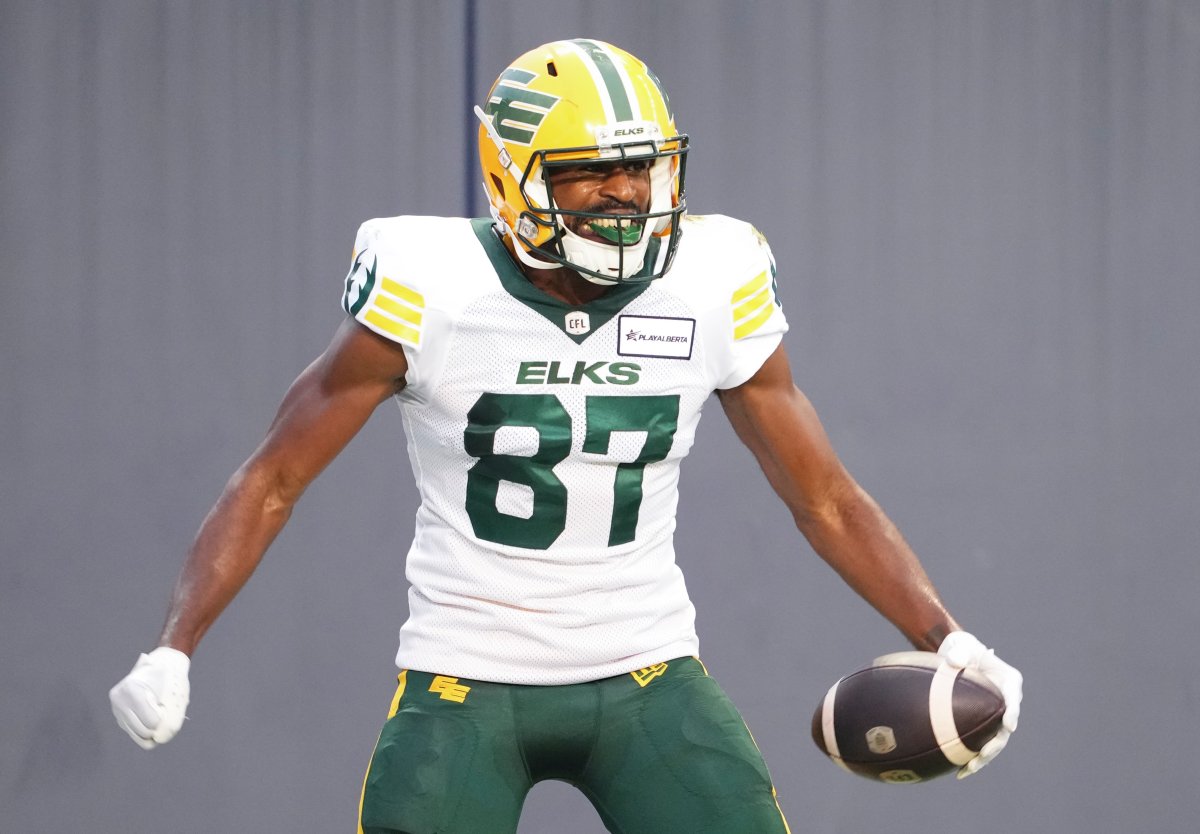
[476,40,688,285]
[559,225,645,286]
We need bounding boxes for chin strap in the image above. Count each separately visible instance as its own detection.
[512,236,569,272]
[474,106,524,186]
[476,105,563,271]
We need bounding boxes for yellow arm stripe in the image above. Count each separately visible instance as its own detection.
[373,292,424,325]
[733,303,775,340]
[364,308,421,345]
[731,269,769,303]
[733,287,771,323]
[381,276,425,308]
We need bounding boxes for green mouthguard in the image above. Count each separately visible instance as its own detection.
[588,220,643,245]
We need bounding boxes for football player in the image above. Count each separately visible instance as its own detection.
[111,40,1022,833]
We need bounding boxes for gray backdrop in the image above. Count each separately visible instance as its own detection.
[3,1,1198,832]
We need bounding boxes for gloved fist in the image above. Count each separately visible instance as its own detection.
[937,630,1022,778]
[109,647,191,750]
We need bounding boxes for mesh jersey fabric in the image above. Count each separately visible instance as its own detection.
[341,214,787,684]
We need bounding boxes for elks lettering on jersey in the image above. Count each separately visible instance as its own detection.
[515,360,641,385]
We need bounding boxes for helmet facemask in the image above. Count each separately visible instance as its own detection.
[519,135,688,285]
[475,39,689,286]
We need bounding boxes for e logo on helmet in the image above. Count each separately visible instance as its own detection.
[483,68,561,146]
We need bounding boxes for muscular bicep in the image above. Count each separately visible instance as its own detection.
[248,317,409,506]
[717,344,855,529]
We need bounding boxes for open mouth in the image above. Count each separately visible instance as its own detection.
[586,216,643,245]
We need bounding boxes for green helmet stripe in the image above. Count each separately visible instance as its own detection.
[572,39,635,122]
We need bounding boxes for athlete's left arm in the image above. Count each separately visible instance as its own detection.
[716,342,959,651]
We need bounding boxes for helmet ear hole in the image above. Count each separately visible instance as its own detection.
[546,61,558,77]
[490,173,506,199]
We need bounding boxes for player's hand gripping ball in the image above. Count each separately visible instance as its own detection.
[810,650,1007,783]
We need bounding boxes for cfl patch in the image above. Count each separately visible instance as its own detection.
[617,315,695,359]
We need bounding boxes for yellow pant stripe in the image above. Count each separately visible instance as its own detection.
[388,670,409,718]
[359,672,409,833]
[742,713,792,834]
[773,787,793,834]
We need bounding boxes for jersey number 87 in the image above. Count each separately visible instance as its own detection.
[464,392,680,549]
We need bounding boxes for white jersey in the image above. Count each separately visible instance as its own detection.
[341,214,787,684]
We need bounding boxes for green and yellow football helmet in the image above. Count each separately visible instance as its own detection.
[475,39,688,285]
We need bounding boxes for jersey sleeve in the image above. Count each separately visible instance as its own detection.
[340,218,429,353]
[705,221,789,390]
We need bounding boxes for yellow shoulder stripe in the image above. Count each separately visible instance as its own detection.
[731,269,775,340]
[362,275,425,346]
[731,269,769,303]
[374,292,423,325]
[733,287,770,323]
[364,309,421,345]
[381,276,425,307]
[734,304,775,340]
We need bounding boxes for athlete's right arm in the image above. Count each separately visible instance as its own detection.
[110,318,407,749]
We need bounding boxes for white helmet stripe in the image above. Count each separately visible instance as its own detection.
[564,40,642,124]
[561,41,616,123]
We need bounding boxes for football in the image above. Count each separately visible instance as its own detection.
[810,651,1005,783]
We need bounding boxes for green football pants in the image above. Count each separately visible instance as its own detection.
[358,657,791,834]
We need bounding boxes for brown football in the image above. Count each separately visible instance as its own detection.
[811,651,1005,783]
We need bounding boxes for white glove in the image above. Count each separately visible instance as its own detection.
[937,630,1023,778]
[109,647,191,750]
